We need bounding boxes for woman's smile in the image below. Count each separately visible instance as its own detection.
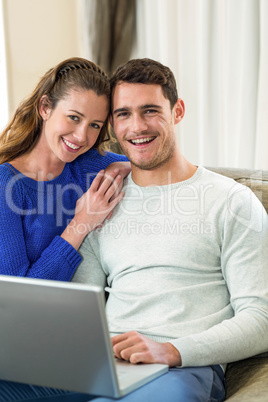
[62,137,82,152]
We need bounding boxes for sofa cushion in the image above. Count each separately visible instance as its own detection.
[225,353,268,400]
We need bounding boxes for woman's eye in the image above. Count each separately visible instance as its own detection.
[69,115,79,122]
[90,123,101,129]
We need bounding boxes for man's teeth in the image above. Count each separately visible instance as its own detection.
[131,137,154,144]
[63,138,80,150]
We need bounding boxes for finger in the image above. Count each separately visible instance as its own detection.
[117,344,148,363]
[106,210,113,220]
[112,331,138,346]
[112,332,142,360]
[94,223,103,230]
[90,170,105,192]
[113,342,133,360]
[111,334,126,346]
[129,352,152,365]
[106,191,124,220]
[103,175,122,201]
[97,170,121,196]
[107,192,125,213]
[109,177,124,201]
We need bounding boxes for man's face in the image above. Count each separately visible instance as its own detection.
[111,83,184,171]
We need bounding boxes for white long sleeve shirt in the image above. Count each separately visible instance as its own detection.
[73,167,268,368]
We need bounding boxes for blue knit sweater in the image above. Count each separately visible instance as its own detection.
[0,149,127,281]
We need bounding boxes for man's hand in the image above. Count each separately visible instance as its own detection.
[111,331,182,367]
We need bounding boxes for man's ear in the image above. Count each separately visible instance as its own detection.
[39,95,52,120]
[173,98,185,124]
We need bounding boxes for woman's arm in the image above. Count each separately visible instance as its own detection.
[0,171,81,281]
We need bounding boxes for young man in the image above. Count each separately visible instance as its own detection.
[73,58,268,401]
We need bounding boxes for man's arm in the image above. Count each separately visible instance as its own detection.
[72,232,106,287]
[113,186,268,368]
[170,186,268,367]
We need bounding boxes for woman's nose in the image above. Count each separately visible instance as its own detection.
[73,125,87,142]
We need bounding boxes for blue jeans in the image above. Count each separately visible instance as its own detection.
[0,365,225,401]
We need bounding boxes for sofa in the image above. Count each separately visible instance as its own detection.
[207,167,268,401]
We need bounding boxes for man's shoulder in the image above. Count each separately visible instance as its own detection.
[200,166,237,186]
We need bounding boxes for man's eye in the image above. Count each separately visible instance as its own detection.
[116,112,129,118]
[145,109,157,114]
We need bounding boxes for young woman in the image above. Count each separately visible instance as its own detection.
[0,57,129,280]
[0,58,129,400]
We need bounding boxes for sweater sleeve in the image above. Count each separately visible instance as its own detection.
[170,186,268,367]
[72,232,107,288]
[0,167,82,281]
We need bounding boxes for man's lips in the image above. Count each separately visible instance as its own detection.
[128,136,156,146]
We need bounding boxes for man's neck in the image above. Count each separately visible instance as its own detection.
[131,156,197,187]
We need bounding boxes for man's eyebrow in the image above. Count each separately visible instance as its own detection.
[113,107,129,115]
[140,104,162,110]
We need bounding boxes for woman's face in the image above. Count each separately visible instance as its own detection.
[39,87,109,164]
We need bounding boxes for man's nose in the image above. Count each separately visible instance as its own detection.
[132,114,148,132]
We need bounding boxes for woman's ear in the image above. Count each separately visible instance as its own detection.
[39,95,52,120]
[173,98,185,124]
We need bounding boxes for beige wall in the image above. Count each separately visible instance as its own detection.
[3,0,84,117]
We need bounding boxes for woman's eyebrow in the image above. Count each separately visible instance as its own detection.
[69,109,84,117]
[69,109,105,123]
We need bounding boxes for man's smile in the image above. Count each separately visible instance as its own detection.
[128,136,157,146]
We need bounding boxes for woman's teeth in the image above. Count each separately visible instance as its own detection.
[63,138,80,150]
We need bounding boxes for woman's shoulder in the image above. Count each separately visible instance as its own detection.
[0,163,18,182]
[71,148,128,172]
[0,163,25,207]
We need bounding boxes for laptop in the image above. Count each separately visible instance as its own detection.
[0,275,168,398]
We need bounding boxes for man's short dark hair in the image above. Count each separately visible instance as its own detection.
[110,58,178,109]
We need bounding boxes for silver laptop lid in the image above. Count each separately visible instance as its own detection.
[0,275,119,397]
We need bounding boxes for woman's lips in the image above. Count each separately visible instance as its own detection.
[62,137,82,152]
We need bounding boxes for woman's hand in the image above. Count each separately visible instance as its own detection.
[61,169,124,249]
[105,161,131,182]
[104,161,131,219]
